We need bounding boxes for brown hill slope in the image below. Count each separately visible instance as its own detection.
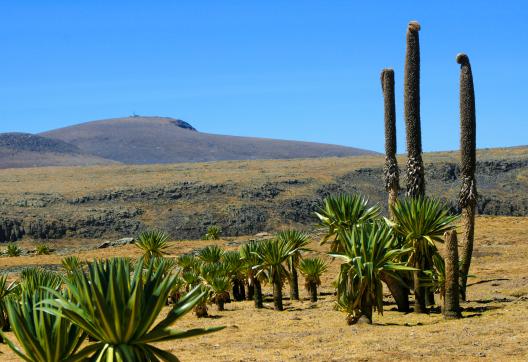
[40,116,377,164]
[0,133,117,169]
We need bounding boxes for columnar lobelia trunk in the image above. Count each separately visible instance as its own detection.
[381,68,400,218]
[444,230,462,319]
[404,21,425,198]
[456,53,477,302]
[290,265,300,301]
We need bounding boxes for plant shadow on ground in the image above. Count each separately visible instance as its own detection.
[467,278,510,287]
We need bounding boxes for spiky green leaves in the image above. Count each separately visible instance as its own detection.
[136,230,170,261]
[40,258,224,361]
[299,258,328,288]
[204,225,222,240]
[253,239,295,285]
[316,194,380,253]
[390,197,457,269]
[19,268,63,294]
[198,245,224,264]
[0,275,18,332]
[276,230,310,264]
[1,290,86,362]
[331,221,415,323]
[6,243,22,257]
[240,240,263,271]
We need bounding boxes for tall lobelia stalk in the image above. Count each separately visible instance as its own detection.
[381,68,400,217]
[456,53,477,301]
[404,20,427,313]
[381,68,410,313]
[404,21,425,198]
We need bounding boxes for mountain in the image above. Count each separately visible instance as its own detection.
[0,133,116,169]
[40,116,377,164]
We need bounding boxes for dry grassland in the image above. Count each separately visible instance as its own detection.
[0,216,527,361]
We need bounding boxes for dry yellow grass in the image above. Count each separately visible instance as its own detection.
[0,216,527,361]
[1,146,525,198]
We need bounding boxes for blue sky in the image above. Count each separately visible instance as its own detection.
[0,1,526,153]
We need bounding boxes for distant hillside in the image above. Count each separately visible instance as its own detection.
[40,116,377,164]
[0,133,116,169]
[0,146,527,242]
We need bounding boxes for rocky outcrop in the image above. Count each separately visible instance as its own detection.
[0,218,25,242]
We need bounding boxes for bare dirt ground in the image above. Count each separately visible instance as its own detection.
[1,216,527,361]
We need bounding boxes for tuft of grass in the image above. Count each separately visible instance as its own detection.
[5,243,22,257]
[35,243,51,255]
[204,225,222,240]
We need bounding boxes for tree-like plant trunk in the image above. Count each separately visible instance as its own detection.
[194,303,208,318]
[444,230,462,319]
[426,290,435,307]
[456,53,477,302]
[309,282,318,302]
[413,270,426,313]
[216,299,225,311]
[246,281,254,301]
[254,279,263,309]
[426,257,436,307]
[290,266,300,301]
[381,272,410,312]
[273,278,283,311]
[238,280,246,301]
[232,280,240,301]
[360,293,373,324]
[381,68,400,219]
[404,21,425,198]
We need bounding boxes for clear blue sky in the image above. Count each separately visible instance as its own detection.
[0,1,526,153]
